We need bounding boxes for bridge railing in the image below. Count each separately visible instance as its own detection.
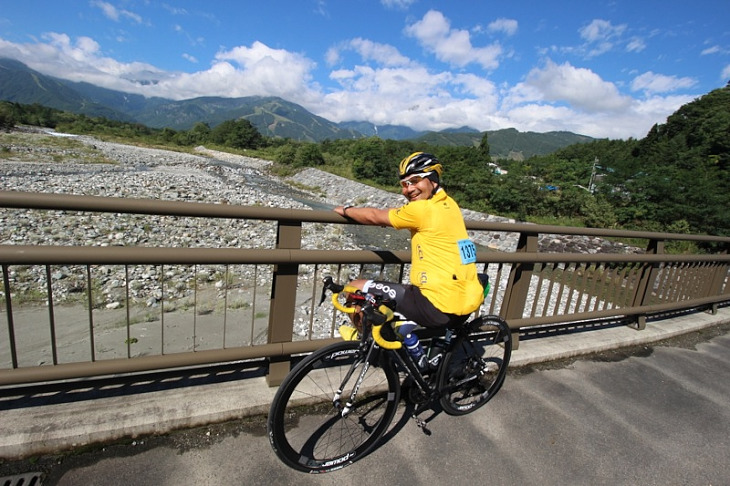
[1,190,729,386]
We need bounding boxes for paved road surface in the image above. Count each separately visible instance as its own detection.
[2,321,728,486]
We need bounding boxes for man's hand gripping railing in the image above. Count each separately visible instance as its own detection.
[319,276,402,350]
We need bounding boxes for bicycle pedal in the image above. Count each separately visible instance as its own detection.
[412,415,432,436]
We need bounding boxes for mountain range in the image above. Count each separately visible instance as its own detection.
[0,58,593,158]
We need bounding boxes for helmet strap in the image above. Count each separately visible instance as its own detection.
[426,172,440,198]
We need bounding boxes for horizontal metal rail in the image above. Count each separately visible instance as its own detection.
[4,190,730,242]
[1,244,729,265]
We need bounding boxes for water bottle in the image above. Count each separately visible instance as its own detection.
[403,333,427,369]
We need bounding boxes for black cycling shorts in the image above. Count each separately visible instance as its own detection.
[362,280,469,328]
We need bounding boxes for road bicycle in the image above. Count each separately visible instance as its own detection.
[267,275,512,473]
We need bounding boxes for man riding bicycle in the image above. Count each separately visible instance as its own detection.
[334,152,484,331]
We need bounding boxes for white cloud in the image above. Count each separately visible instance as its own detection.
[498,61,699,138]
[328,64,449,100]
[578,19,629,57]
[626,37,646,53]
[504,103,584,134]
[320,85,501,133]
[631,71,697,94]
[701,45,721,55]
[211,42,317,100]
[320,63,481,130]
[579,19,626,43]
[721,64,730,81]
[487,18,518,36]
[501,93,697,140]
[90,1,143,24]
[174,24,205,47]
[404,10,502,69]
[327,38,411,67]
[162,5,189,16]
[325,46,341,66]
[519,60,632,112]
[91,1,120,21]
[380,0,416,9]
[0,32,170,91]
[453,73,498,99]
[45,32,101,58]
[0,33,315,101]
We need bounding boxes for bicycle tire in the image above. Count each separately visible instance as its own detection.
[267,340,400,473]
[438,315,511,416]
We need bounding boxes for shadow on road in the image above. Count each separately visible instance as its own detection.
[0,360,268,411]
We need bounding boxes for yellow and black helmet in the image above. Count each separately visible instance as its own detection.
[398,152,443,180]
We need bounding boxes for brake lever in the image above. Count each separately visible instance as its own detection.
[318,283,328,306]
[319,276,345,306]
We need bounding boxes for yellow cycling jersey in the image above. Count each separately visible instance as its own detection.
[388,189,484,316]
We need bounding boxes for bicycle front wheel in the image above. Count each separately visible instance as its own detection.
[438,316,511,416]
[267,340,400,473]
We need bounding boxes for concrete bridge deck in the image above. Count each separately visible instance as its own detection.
[1,307,729,484]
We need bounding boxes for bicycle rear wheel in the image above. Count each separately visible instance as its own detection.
[438,316,511,416]
[267,340,400,473]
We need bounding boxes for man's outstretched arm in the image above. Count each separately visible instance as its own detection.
[334,205,392,226]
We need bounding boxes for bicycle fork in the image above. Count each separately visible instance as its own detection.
[332,342,379,418]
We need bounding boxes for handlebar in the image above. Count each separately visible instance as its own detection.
[321,277,402,350]
[371,317,401,350]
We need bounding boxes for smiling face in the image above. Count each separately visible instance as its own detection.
[400,173,438,202]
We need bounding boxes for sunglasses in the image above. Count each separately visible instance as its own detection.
[400,174,429,188]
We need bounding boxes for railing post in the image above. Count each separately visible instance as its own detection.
[708,248,729,315]
[502,231,538,349]
[630,239,665,330]
[2,264,18,369]
[266,220,302,387]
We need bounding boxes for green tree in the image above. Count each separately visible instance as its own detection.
[487,167,540,221]
[0,102,16,131]
[158,127,177,143]
[434,146,494,211]
[274,142,298,165]
[351,137,392,185]
[478,132,490,161]
[295,143,325,167]
[582,196,617,229]
[210,119,264,149]
[190,122,211,145]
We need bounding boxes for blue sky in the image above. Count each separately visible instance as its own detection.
[0,1,728,139]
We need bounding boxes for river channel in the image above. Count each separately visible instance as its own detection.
[203,155,412,251]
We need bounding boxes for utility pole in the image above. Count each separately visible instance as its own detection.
[589,157,598,194]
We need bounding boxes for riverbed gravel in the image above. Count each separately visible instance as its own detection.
[0,128,638,344]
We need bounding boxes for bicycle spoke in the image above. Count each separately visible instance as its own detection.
[438,316,511,415]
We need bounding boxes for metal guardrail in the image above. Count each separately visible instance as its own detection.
[1,190,729,386]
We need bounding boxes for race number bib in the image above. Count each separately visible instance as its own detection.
[458,239,477,264]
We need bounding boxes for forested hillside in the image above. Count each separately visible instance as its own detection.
[517,83,730,236]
